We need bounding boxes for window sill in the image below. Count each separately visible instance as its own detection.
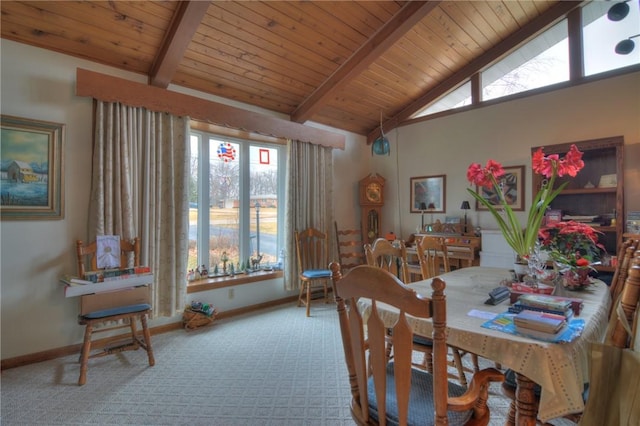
[187,270,283,293]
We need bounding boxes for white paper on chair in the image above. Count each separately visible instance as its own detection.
[96,235,121,269]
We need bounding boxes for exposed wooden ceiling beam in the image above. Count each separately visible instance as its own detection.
[291,0,441,125]
[367,0,585,144]
[149,1,210,88]
[77,68,345,149]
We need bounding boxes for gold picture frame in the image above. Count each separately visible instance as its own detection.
[0,115,65,220]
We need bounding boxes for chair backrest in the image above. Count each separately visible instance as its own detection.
[607,253,640,348]
[364,238,410,283]
[76,237,140,277]
[334,221,365,273]
[329,263,449,425]
[416,235,450,279]
[295,228,329,273]
[610,238,640,309]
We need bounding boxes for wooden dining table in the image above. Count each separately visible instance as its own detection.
[357,266,611,425]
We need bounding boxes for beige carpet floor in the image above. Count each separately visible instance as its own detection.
[1,302,575,425]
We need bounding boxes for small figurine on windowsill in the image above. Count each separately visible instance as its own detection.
[221,251,229,275]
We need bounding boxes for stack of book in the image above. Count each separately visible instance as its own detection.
[513,309,567,340]
[508,294,575,319]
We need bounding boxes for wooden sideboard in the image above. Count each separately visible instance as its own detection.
[406,234,481,279]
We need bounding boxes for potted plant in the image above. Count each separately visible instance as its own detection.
[466,144,585,270]
[538,220,605,289]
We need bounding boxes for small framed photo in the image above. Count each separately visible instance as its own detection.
[410,174,446,213]
[0,115,65,220]
[476,165,524,212]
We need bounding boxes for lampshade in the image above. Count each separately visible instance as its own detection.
[615,34,640,54]
[460,201,471,210]
[427,203,436,210]
[420,202,427,211]
[608,1,630,21]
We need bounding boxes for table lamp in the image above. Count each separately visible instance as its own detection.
[460,201,471,234]
[420,202,427,230]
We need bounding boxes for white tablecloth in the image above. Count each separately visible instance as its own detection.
[357,266,611,422]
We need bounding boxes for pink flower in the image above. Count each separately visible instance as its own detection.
[466,163,486,186]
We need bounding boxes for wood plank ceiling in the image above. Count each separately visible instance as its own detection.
[1,1,581,141]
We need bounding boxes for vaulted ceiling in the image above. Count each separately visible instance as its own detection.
[1,1,584,141]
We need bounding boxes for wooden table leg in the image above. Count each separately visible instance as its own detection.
[514,373,538,426]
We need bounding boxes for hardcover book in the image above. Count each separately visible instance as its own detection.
[508,302,573,319]
[513,309,566,334]
[517,294,573,312]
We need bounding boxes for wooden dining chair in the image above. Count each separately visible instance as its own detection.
[295,227,332,317]
[609,238,639,314]
[416,235,451,279]
[334,221,365,274]
[416,235,480,385]
[75,238,155,385]
[364,237,410,283]
[329,263,504,425]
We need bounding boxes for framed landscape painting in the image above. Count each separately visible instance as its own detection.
[0,115,64,220]
[476,165,524,212]
[410,174,446,213]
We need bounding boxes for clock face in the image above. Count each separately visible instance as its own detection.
[366,183,382,203]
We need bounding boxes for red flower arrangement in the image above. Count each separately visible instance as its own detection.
[466,144,585,261]
[538,220,605,272]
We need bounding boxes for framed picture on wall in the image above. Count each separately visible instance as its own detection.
[476,165,524,212]
[0,115,65,220]
[410,174,446,213]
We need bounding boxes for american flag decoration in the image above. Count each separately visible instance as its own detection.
[217,142,236,163]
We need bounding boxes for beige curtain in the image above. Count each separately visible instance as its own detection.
[283,139,334,291]
[89,101,190,317]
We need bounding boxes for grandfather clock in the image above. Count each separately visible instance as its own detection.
[359,173,385,244]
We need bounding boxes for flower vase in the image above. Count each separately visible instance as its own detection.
[562,267,591,290]
[513,262,529,282]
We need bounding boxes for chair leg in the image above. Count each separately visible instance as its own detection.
[78,323,93,386]
[128,317,141,350]
[471,353,480,372]
[140,313,155,366]
[450,347,468,387]
[297,283,305,307]
[306,283,311,317]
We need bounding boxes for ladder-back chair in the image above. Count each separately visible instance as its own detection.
[295,227,332,317]
[329,263,504,425]
[75,237,155,385]
[609,238,639,314]
[334,221,365,274]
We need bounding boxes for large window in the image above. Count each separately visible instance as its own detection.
[188,131,284,276]
[482,21,569,101]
